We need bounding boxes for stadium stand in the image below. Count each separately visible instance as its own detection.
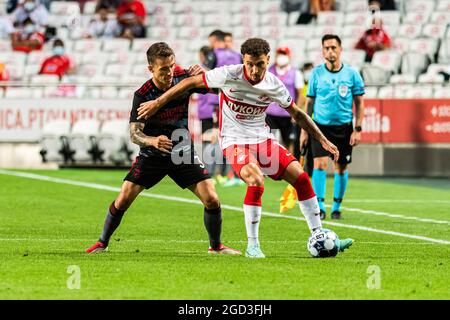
[0,0,448,167]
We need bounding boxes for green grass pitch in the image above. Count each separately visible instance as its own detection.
[0,169,449,299]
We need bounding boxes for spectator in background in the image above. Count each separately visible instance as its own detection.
[96,0,121,13]
[86,4,120,38]
[39,39,76,79]
[0,61,10,81]
[369,0,396,11]
[6,0,19,14]
[116,0,146,39]
[266,46,305,151]
[11,0,49,29]
[355,16,391,62]
[296,0,335,24]
[12,17,45,53]
[204,30,241,70]
[223,31,234,50]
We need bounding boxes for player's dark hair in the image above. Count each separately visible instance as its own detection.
[199,45,212,56]
[322,34,342,46]
[53,38,64,47]
[240,38,271,57]
[223,31,232,38]
[208,29,225,41]
[146,42,174,65]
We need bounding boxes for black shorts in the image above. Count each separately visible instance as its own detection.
[265,115,294,146]
[201,118,214,134]
[124,154,210,189]
[311,122,353,164]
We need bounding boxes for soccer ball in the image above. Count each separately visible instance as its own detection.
[307,228,340,258]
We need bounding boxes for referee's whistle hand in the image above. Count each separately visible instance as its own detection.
[350,131,362,146]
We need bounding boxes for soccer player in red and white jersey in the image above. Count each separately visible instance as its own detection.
[137,38,354,258]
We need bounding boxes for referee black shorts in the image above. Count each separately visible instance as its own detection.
[310,122,354,165]
[124,153,211,190]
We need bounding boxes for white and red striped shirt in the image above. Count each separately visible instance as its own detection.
[202,64,294,149]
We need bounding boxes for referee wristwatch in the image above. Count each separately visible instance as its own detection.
[354,126,362,132]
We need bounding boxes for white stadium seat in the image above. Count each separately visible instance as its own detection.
[78,64,105,78]
[316,12,344,26]
[371,50,401,73]
[418,73,445,84]
[30,74,60,84]
[437,0,450,11]
[97,120,132,164]
[50,2,81,15]
[257,26,285,40]
[361,66,390,85]
[257,1,281,14]
[83,1,97,15]
[174,14,203,27]
[426,64,450,75]
[259,13,288,27]
[391,37,411,54]
[147,26,174,41]
[102,39,131,52]
[284,25,315,39]
[314,25,343,37]
[389,74,416,84]
[409,38,439,60]
[341,50,366,69]
[363,86,378,99]
[73,39,102,52]
[403,12,431,25]
[438,39,450,63]
[131,39,153,52]
[379,11,400,26]
[230,2,259,15]
[433,86,450,98]
[401,52,430,77]
[342,25,366,39]
[344,0,368,12]
[404,85,434,98]
[0,40,11,51]
[397,24,423,39]
[81,52,110,65]
[172,1,195,14]
[422,24,447,40]
[104,64,131,77]
[40,120,72,162]
[344,13,367,26]
[405,0,435,14]
[429,12,450,25]
[377,85,395,98]
[69,119,102,162]
[230,14,259,27]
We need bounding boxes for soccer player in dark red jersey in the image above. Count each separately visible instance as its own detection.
[86,42,241,255]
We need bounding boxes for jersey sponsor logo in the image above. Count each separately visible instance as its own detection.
[339,85,348,97]
[229,88,240,93]
[223,94,267,116]
[258,95,271,103]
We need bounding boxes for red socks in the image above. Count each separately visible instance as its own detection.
[244,186,264,206]
[293,172,316,201]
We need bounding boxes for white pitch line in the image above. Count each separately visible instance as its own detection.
[0,169,449,245]
[344,199,450,204]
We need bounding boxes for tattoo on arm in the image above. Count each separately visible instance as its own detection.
[130,122,152,148]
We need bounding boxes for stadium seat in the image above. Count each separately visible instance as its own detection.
[391,37,411,54]
[131,39,153,53]
[342,25,366,38]
[437,0,450,11]
[316,12,344,26]
[306,39,322,53]
[177,27,202,40]
[78,64,105,78]
[232,26,256,40]
[304,51,325,67]
[230,14,259,27]
[433,86,450,98]
[426,63,450,75]
[230,2,259,15]
[277,39,306,60]
[50,1,81,15]
[344,0,368,12]
[83,1,97,15]
[371,50,401,73]
[344,13,367,25]
[203,14,230,29]
[405,0,435,14]
[104,64,131,77]
[363,86,378,99]
[257,26,285,40]
[379,11,400,26]
[108,52,135,64]
[97,120,133,164]
[397,24,423,39]
[6,64,25,80]
[81,52,110,65]
[73,39,103,52]
[4,87,34,98]
[118,87,136,99]
[389,74,416,84]
[404,85,434,98]
[341,37,359,50]
[438,39,450,63]
[429,12,450,25]
[0,52,27,66]
[401,52,430,77]
[422,24,447,40]
[39,120,72,163]
[0,40,11,51]
[409,38,439,61]
[174,14,203,27]
[68,119,102,163]
[102,39,131,52]
[30,74,60,84]
[172,1,195,14]
[418,73,445,83]
[259,13,288,27]
[23,64,41,79]
[377,85,395,98]
[404,12,431,25]
[314,25,343,38]
[257,1,281,14]
[284,25,315,39]
[147,26,174,41]
[341,50,366,69]
[361,65,391,85]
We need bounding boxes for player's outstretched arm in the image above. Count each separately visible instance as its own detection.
[130,122,172,153]
[287,102,340,162]
[137,74,206,120]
